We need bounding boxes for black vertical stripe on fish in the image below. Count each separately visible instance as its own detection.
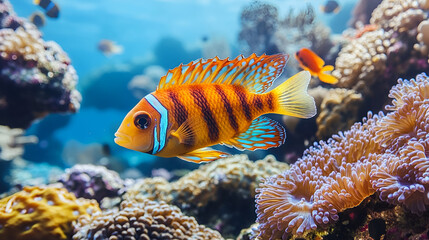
[233,85,252,121]
[267,92,275,111]
[190,86,219,142]
[214,85,239,132]
[168,91,194,146]
[253,95,264,111]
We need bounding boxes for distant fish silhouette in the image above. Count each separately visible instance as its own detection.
[295,48,338,84]
[97,39,123,56]
[29,11,45,28]
[320,0,340,14]
[33,0,59,18]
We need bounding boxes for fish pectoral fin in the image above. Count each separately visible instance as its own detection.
[171,121,194,145]
[321,65,334,72]
[220,116,286,151]
[177,148,230,163]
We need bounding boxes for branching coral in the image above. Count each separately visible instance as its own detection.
[59,164,126,203]
[72,199,223,240]
[0,125,37,160]
[255,73,429,238]
[0,186,100,240]
[124,154,289,237]
[0,0,81,128]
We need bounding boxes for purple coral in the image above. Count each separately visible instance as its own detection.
[0,0,81,129]
[255,73,429,238]
[59,164,125,203]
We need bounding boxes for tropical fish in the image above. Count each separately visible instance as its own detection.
[33,0,59,18]
[295,48,338,84]
[29,11,45,28]
[114,54,316,163]
[97,39,123,56]
[320,0,340,14]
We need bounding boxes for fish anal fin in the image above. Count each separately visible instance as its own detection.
[178,148,230,163]
[221,116,286,151]
[157,54,288,94]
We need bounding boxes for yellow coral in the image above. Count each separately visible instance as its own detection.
[0,186,100,240]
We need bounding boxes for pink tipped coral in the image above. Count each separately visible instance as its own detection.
[255,72,429,238]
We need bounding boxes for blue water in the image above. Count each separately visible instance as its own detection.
[12,0,352,170]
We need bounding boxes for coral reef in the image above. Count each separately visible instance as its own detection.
[124,154,289,237]
[0,186,100,240]
[255,73,429,238]
[0,125,37,161]
[58,164,126,203]
[315,88,363,140]
[239,2,333,74]
[333,0,429,97]
[72,199,223,240]
[0,0,81,129]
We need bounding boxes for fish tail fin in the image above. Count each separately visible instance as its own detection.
[270,71,316,118]
[318,65,338,84]
[34,0,41,5]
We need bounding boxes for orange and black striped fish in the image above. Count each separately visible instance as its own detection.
[114,54,316,163]
[34,0,59,18]
[295,48,338,84]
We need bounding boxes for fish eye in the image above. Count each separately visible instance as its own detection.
[133,112,151,130]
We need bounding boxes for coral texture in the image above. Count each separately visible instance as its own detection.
[124,154,289,237]
[315,88,363,140]
[255,73,429,238]
[59,164,126,203]
[0,125,37,161]
[0,0,81,128]
[0,186,100,240]
[333,0,429,96]
[72,199,223,240]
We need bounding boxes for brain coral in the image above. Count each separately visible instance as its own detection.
[255,72,429,238]
[124,154,289,237]
[0,186,100,240]
[73,199,223,240]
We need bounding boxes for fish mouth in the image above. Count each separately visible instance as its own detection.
[114,132,132,146]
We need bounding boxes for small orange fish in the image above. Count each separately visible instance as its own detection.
[115,54,316,163]
[295,48,338,84]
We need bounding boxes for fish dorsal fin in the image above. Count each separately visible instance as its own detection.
[178,147,230,163]
[158,54,288,94]
[221,116,286,151]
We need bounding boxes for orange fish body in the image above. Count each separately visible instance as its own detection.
[295,48,338,84]
[115,54,316,163]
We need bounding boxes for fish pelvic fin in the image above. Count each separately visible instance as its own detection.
[318,65,338,84]
[178,147,230,163]
[270,70,316,118]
